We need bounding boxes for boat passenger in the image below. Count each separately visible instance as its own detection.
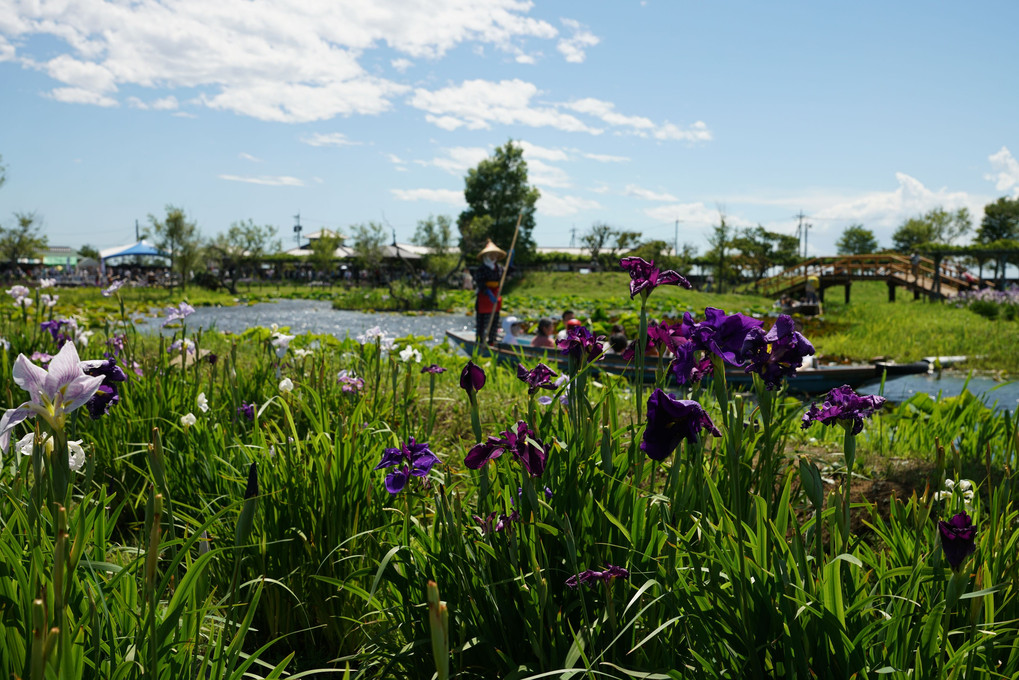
[501,316,527,345]
[556,310,576,341]
[605,333,628,354]
[530,318,556,348]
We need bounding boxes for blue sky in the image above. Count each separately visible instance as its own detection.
[1,0,1017,256]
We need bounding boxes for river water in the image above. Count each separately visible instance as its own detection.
[152,299,1017,413]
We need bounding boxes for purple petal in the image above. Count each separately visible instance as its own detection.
[12,354,47,402]
[0,406,33,452]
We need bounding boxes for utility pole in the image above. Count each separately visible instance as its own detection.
[569,224,576,248]
[674,218,684,256]
[135,219,140,242]
[803,222,812,258]
[293,211,302,248]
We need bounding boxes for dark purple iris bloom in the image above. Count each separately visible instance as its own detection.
[694,307,764,365]
[41,319,71,348]
[464,421,548,477]
[557,325,604,363]
[459,360,486,396]
[939,512,977,571]
[473,510,521,535]
[105,332,126,358]
[566,564,629,588]
[641,388,721,461]
[374,437,439,494]
[237,402,256,421]
[741,315,816,389]
[668,342,713,386]
[619,256,691,299]
[205,353,219,366]
[801,385,886,435]
[421,364,447,375]
[80,357,128,419]
[516,362,558,395]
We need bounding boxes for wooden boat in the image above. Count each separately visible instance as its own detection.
[445,330,929,394]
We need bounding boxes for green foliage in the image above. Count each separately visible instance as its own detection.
[145,205,201,292]
[893,207,972,251]
[459,141,540,262]
[77,244,101,260]
[0,211,48,270]
[835,223,879,255]
[413,215,462,307]
[206,219,281,293]
[731,225,800,279]
[307,228,343,276]
[977,196,1019,244]
[349,221,387,273]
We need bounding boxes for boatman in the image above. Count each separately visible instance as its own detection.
[474,239,506,346]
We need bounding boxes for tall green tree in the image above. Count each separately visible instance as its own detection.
[0,212,48,272]
[349,222,387,280]
[977,196,1019,244]
[459,141,540,262]
[412,215,461,307]
[206,220,281,293]
[731,225,800,280]
[308,229,343,279]
[581,222,615,266]
[706,214,734,293]
[145,205,201,292]
[835,224,879,255]
[892,207,971,251]
[78,244,101,260]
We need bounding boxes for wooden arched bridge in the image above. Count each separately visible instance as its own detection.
[753,254,987,303]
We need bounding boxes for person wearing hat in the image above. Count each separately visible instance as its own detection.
[474,239,506,346]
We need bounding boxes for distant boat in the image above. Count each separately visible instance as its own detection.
[445,330,931,394]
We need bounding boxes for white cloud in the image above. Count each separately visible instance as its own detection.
[643,202,753,231]
[518,141,569,162]
[581,152,629,163]
[515,53,537,64]
[219,174,304,187]
[239,152,262,162]
[528,159,571,188]
[557,18,599,63]
[429,146,491,175]
[127,95,179,110]
[172,111,198,119]
[812,172,980,228]
[625,184,678,202]
[409,79,602,133]
[5,0,563,120]
[390,58,413,73]
[300,132,359,147]
[391,188,464,205]
[986,146,1019,196]
[47,87,118,107]
[538,191,601,217]
[565,98,711,141]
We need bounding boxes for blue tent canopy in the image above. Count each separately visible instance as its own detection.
[99,240,169,260]
[99,240,169,275]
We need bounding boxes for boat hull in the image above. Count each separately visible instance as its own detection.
[444,330,924,394]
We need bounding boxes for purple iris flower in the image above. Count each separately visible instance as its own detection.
[106,332,127,358]
[939,512,977,571]
[668,342,713,386]
[693,307,764,365]
[641,389,721,461]
[516,362,558,395]
[163,301,196,327]
[80,357,128,419]
[741,315,816,389]
[473,510,521,535]
[566,564,629,588]
[619,256,691,299]
[421,364,447,375]
[557,325,604,363]
[464,421,548,477]
[373,437,439,494]
[41,319,71,348]
[459,360,486,396]
[237,402,256,421]
[801,385,886,435]
[0,342,105,451]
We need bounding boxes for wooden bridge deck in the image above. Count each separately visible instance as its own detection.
[753,254,986,303]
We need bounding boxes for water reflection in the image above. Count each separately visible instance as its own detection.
[150,299,472,344]
[858,373,1018,413]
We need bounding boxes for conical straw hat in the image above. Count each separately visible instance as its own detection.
[477,239,506,260]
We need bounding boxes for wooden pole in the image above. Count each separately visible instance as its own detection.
[483,214,523,345]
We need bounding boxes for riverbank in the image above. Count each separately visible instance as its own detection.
[41,272,1019,375]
